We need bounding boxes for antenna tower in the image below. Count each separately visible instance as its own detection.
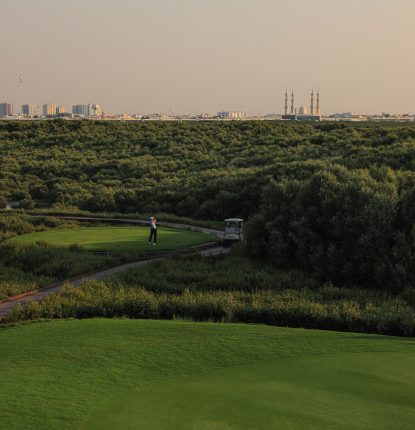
[19,74,23,116]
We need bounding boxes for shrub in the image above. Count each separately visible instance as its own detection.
[5,281,415,337]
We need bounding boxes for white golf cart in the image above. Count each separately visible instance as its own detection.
[224,218,244,246]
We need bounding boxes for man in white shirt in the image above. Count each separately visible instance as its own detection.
[148,217,157,245]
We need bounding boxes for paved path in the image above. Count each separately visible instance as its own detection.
[0,215,229,320]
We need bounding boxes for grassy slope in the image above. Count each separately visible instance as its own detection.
[0,319,414,430]
[87,354,415,430]
[9,226,217,252]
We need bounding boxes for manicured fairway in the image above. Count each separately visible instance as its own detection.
[0,320,414,430]
[87,353,415,430]
[10,226,217,252]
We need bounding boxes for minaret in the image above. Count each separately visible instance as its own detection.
[290,90,295,114]
[310,89,314,115]
[316,90,320,115]
[284,90,288,115]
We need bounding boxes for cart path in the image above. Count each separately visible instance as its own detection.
[0,246,229,320]
[0,215,229,320]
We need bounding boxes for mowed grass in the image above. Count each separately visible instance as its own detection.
[0,320,414,430]
[9,226,217,252]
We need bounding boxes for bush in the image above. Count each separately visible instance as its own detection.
[5,281,415,337]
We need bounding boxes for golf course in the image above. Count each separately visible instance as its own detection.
[0,319,414,430]
[9,226,217,252]
[2,118,415,430]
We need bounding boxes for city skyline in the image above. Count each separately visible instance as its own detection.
[1,0,415,115]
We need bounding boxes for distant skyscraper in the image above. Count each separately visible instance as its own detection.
[56,106,66,114]
[0,103,13,117]
[72,104,102,116]
[22,104,38,116]
[43,103,57,116]
[72,105,86,115]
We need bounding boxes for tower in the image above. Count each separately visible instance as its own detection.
[19,74,23,115]
[310,89,314,115]
[290,90,295,114]
[284,90,288,115]
[316,90,320,115]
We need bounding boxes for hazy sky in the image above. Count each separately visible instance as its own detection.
[1,0,414,115]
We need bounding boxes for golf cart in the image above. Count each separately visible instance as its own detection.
[223,218,244,246]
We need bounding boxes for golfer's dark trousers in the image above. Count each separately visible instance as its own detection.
[149,228,157,243]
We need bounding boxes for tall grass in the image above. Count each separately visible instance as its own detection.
[0,242,118,300]
[0,266,50,299]
[108,255,320,293]
[5,281,415,337]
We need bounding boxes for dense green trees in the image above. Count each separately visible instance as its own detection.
[246,165,415,290]
[1,120,415,221]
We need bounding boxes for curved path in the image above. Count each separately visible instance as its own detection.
[0,216,229,320]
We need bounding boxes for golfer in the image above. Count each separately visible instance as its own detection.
[148,216,157,245]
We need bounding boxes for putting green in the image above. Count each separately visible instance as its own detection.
[9,226,217,252]
[0,320,414,430]
[87,353,415,430]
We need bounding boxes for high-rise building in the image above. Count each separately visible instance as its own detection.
[43,103,57,116]
[91,104,102,116]
[72,104,103,116]
[22,104,38,116]
[56,106,66,115]
[73,104,86,116]
[0,103,13,117]
[217,111,247,119]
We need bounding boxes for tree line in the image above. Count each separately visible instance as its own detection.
[246,165,415,291]
[1,120,415,220]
